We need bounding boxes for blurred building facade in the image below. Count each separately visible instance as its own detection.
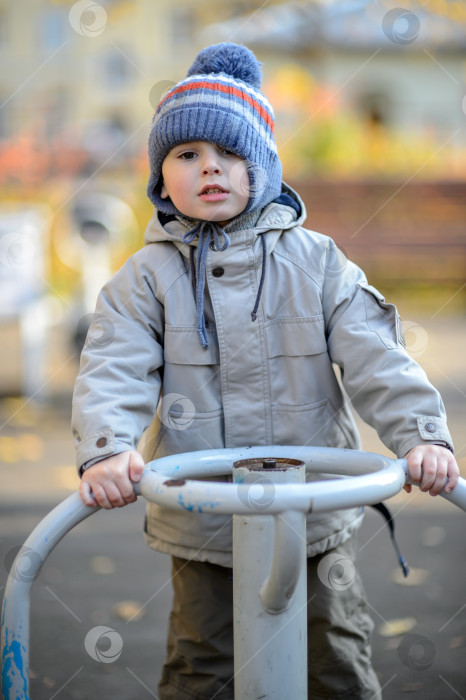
[204,1,466,142]
[0,0,464,399]
[0,0,464,185]
[0,0,278,171]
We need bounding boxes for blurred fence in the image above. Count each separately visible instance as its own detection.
[292,179,466,296]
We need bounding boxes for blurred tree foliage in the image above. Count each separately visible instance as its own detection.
[265,63,465,181]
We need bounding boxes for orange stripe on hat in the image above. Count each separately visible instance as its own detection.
[159,80,274,133]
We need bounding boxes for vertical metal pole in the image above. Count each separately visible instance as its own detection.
[232,459,307,699]
[1,494,97,699]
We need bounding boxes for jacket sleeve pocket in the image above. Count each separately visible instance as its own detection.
[358,282,406,350]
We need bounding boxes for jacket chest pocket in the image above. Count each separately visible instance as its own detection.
[265,316,328,358]
[157,327,224,455]
[163,327,221,407]
[265,317,348,448]
[164,327,220,366]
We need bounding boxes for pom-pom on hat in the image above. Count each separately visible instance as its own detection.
[147,42,282,216]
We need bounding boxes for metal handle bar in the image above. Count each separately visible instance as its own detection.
[2,445,466,699]
[138,445,466,514]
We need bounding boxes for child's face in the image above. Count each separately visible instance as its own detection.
[161,141,250,224]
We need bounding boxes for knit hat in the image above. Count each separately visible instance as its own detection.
[147,42,282,216]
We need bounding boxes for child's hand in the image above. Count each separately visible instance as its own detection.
[79,450,145,508]
[404,445,459,496]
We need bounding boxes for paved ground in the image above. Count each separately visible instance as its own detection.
[1,491,465,699]
[1,314,465,698]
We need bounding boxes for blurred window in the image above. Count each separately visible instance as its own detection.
[227,0,266,16]
[81,115,128,158]
[170,7,197,46]
[40,9,68,52]
[0,7,8,49]
[0,207,48,317]
[43,88,69,140]
[0,97,10,139]
[358,92,391,127]
[101,48,134,88]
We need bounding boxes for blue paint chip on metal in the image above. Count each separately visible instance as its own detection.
[2,637,28,698]
[176,493,222,514]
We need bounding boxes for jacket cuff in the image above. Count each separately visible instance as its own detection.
[78,455,109,476]
[398,415,454,457]
[76,427,115,467]
[77,436,136,475]
[417,415,453,448]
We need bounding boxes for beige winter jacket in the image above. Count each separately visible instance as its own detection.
[72,185,453,565]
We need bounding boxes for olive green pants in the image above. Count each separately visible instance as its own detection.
[158,537,382,699]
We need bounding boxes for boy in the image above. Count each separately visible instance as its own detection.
[73,43,458,699]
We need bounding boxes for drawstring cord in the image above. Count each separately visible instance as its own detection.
[189,246,197,295]
[371,502,410,578]
[183,221,230,348]
[251,234,267,322]
[184,225,267,346]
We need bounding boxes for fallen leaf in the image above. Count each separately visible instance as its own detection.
[90,555,115,575]
[449,636,466,649]
[391,567,429,586]
[379,617,417,638]
[53,465,80,491]
[19,433,44,461]
[0,436,19,463]
[3,399,38,427]
[421,526,446,547]
[112,600,145,621]
[401,682,424,692]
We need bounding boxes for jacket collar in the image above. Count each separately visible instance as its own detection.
[144,182,306,256]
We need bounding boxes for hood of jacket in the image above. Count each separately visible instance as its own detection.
[143,181,307,256]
